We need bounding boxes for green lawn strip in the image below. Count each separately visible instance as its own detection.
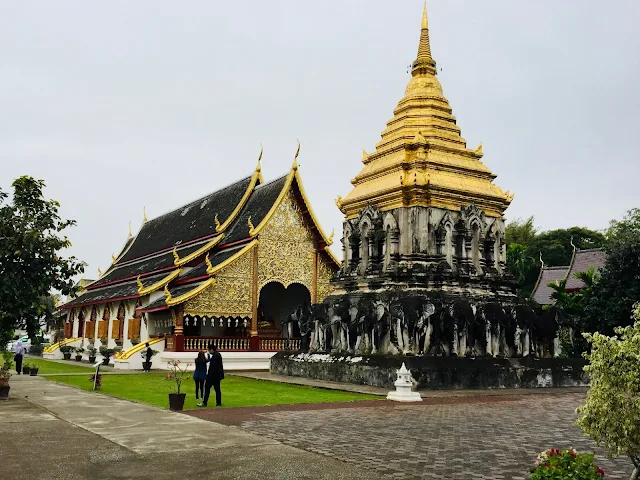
[46,373,380,409]
[1,356,95,374]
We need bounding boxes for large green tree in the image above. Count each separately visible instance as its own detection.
[580,209,640,335]
[0,176,84,347]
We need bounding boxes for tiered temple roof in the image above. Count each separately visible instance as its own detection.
[531,248,606,305]
[62,158,338,312]
[337,2,513,219]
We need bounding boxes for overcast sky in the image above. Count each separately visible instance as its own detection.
[1,0,639,278]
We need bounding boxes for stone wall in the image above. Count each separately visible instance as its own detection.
[270,352,588,390]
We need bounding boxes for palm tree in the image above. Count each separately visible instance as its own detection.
[506,243,535,285]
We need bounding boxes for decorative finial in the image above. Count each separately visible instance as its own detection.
[362,149,368,162]
[136,275,143,291]
[80,279,87,288]
[128,221,132,237]
[328,229,335,244]
[335,196,342,208]
[53,296,59,307]
[412,0,435,75]
[143,206,148,223]
[172,248,180,264]
[570,235,576,252]
[205,253,213,273]
[539,252,545,270]
[98,267,103,277]
[112,253,117,263]
[475,142,483,156]
[422,0,428,29]
[248,216,255,232]
[214,214,221,230]
[292,139,300,171]
[164,285,172,302]
[257,143,263,172]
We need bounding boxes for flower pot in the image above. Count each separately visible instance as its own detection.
[168,393,186,411]
[75,355,83,361]
[0,385,9,400]
[0,376,9,387]
[63,354,72,360]
[29,368,39,376]
[22,366,31,375]
[102,357,111,366]
[142,361,152,371]
[89,356,96,364]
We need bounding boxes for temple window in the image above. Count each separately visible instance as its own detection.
[471,223,481,271]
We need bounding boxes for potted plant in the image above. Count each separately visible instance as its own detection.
[99,346,112,366]
[60,345,74,360]
[165,360,190,411]
[140,348,159,372]
[22,362,32,375]
[87,346,97,364]
[29,363,39,376]
[0,366,11,400]
[89,373,102,390]
[75,347,85,361]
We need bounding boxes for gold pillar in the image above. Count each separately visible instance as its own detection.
[250,243,259,337]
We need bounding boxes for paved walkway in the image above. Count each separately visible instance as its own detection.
[2,375,372,480]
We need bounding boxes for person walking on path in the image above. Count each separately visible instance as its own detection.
[198,344,224,407]
[14,340,26,374]
[193,351,207,400]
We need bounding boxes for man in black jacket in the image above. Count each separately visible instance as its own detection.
[198,344,224,407]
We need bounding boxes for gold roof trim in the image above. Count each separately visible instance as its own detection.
[323,246,342,268]
[174,234,224,267]
[137,269,182,296]
[166,277,216,307]
[249,158,333,247]
[215,155,264,233]
[206,239,258,275]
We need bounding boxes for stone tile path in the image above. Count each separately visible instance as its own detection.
[220,393,632,479]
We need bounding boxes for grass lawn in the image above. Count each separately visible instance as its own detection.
[0,356,95,374]
[46,373,380,409]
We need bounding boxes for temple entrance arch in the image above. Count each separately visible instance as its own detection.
[258,281,311,337]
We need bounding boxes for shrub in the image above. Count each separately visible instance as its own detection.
[530,448,605,479]
[87,346,97,356]
[2,350,14,371]
[60,345,74,354]
[29,342,44,356]
[577,303,640,479]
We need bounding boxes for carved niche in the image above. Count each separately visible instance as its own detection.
[185,246,254,317]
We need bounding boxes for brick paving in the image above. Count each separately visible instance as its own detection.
[189,393,634,479]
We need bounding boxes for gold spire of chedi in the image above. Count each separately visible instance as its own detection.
[338,2,512,219]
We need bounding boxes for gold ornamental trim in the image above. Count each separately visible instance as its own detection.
[216,161,263,233]
[137,269,182,296]
[174,235,224,267]
[165,278,216,306]
[249,152,334,247]
[206,240,258,275]
[116,336,164,360]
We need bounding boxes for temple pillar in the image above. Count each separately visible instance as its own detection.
[348,231,361,274]
[250,242,260,351]
[173,305,185,352]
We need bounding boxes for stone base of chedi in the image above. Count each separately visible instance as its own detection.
[270,353,588,390]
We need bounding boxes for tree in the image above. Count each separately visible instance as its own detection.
[580,210,640,336]
[0,176,84,346]
[506,243,536,287]
[576,303,640,480]
[505,216,537,246]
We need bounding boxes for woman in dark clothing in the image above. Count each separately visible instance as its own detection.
[193,351,207,400]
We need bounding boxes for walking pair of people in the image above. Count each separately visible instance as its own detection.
[193,344,224,407]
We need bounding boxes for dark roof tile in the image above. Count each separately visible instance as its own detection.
[532,266,569,305]
[566,249,606,290]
